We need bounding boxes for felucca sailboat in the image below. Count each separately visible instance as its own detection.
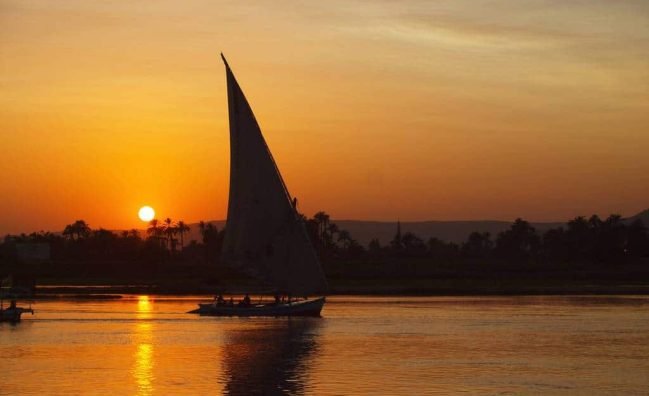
[190,54,327,316]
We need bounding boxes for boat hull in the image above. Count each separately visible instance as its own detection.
[0,307,33,323]
[189,296,325,317]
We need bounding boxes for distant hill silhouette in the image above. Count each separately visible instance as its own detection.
[628,209,649,225]
[332,208,648,245]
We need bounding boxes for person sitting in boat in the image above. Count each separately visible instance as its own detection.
[239,294,251,307]
[9,299,17,310]
[274,294,281,305]
[216,294,225,305]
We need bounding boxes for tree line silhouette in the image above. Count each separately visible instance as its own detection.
[305,212,649,265]
[1,212,648,285]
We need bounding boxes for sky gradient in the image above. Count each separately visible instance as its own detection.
[1,0,648,235]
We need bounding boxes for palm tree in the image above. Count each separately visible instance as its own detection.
[390,221,403,253]
[495,218,539,261]
[162,217,177,252]
[176,220,190,251]
[63,224,75,240]
[368,238,381,251]
[199,221,206,241]
[328,223,340,244]
[401,231,426,257]
[73,220,91,239]
[198,221,218,263]
[462,232,493,258]
[337,229,352,249]
[313,211,330,243]
[147,219,164,247]
[147,219,160,237]
[63,220,91,240]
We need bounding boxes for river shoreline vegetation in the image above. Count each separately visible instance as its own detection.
[1,212,648,295]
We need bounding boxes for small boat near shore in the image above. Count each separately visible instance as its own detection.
[1,304,34,323]
[1,277,34,322]
[0,293,34,323]
[190,55,328,317]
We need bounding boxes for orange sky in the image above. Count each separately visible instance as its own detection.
[1,0,648,235]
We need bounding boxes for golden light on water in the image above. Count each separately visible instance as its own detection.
[134,325,154,396]
[136,295,153,317]
[137,295,151,309]
[133,296,154,395]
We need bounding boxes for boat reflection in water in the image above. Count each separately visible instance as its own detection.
[220,318,322,395]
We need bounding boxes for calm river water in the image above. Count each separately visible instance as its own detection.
[1,295,648,395]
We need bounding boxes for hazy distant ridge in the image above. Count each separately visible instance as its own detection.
[141,209,649,247]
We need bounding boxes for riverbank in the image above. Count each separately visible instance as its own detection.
[6,258,649,298]
[27,278,649,298]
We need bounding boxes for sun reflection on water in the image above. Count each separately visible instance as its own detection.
[137,295,152,319]
[135,340,154,395]
[133,296,154,395]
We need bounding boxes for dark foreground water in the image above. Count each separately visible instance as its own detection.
[1,295,648,395]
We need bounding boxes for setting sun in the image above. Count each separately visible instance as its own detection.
[138,206,155,222]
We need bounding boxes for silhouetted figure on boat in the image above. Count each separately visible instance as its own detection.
[9,299,17,310]
[216,295,225,305]
[239,294,251,307]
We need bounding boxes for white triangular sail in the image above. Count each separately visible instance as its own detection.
[220,54,327,295]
